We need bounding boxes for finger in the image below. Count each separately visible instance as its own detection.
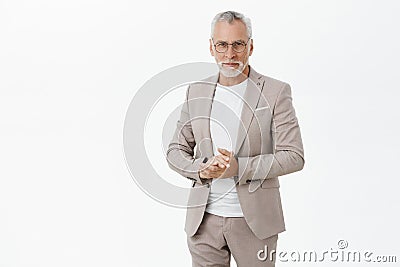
[210,160,224,169]
[217,162,225,168]
[202,167,224,178]
[202,168,217,178]
[211,160,220,166]
[207,165,221,172]
[215,152,230,162]
[216,155,231,168]
[207,156,226,169]
[213,156,228,168]
[217,147,229,155]
[217,148,232,161]
[204,157,217,168]
[214,154,230,163]
[210,161,225,168]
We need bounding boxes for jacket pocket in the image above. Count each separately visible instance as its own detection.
[260,178,280,189]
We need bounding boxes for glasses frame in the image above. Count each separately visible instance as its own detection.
[211,37,251,53]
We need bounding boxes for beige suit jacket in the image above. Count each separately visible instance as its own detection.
[166,66,304,240]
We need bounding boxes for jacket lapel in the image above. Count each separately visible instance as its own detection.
[235,67,265,153]
[189,75,218,159]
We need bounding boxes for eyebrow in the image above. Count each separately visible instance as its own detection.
[215,39,247,44]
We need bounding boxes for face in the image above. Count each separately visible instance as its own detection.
[210,20,253,78]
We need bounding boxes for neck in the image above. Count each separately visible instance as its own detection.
[218,65,250,86]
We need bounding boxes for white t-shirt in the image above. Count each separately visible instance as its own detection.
[205,78,248,217]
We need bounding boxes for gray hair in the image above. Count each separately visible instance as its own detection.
[211,11,252,38]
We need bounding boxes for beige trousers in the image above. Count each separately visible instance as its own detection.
[187,212,278,267]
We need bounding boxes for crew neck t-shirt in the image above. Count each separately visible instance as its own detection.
[205,78,248,217]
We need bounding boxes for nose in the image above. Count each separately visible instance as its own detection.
[224,45,236,59]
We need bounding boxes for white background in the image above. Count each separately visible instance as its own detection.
[1,0,400,266]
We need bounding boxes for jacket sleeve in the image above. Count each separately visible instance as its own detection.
[166,87,207,184]
[237,83,305,185]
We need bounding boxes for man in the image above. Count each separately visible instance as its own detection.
[167,11,304,267]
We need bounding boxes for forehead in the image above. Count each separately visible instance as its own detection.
[213,20,248,41]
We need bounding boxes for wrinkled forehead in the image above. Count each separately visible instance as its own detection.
[212,20,249,42]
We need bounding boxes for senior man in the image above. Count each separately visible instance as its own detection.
[167,11,304,267]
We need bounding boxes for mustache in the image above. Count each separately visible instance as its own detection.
[219,61,242,64]
[218,61,244,68]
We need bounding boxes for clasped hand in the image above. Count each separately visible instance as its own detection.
[199,148,238,179]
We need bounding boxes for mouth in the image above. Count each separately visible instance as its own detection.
[222,62,239,68]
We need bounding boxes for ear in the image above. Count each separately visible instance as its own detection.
[209,39,215,56]
[248,39,254,56]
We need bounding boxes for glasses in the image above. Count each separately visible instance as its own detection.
[212,38,250,53]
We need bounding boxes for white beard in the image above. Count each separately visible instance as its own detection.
[217,61,247,78]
